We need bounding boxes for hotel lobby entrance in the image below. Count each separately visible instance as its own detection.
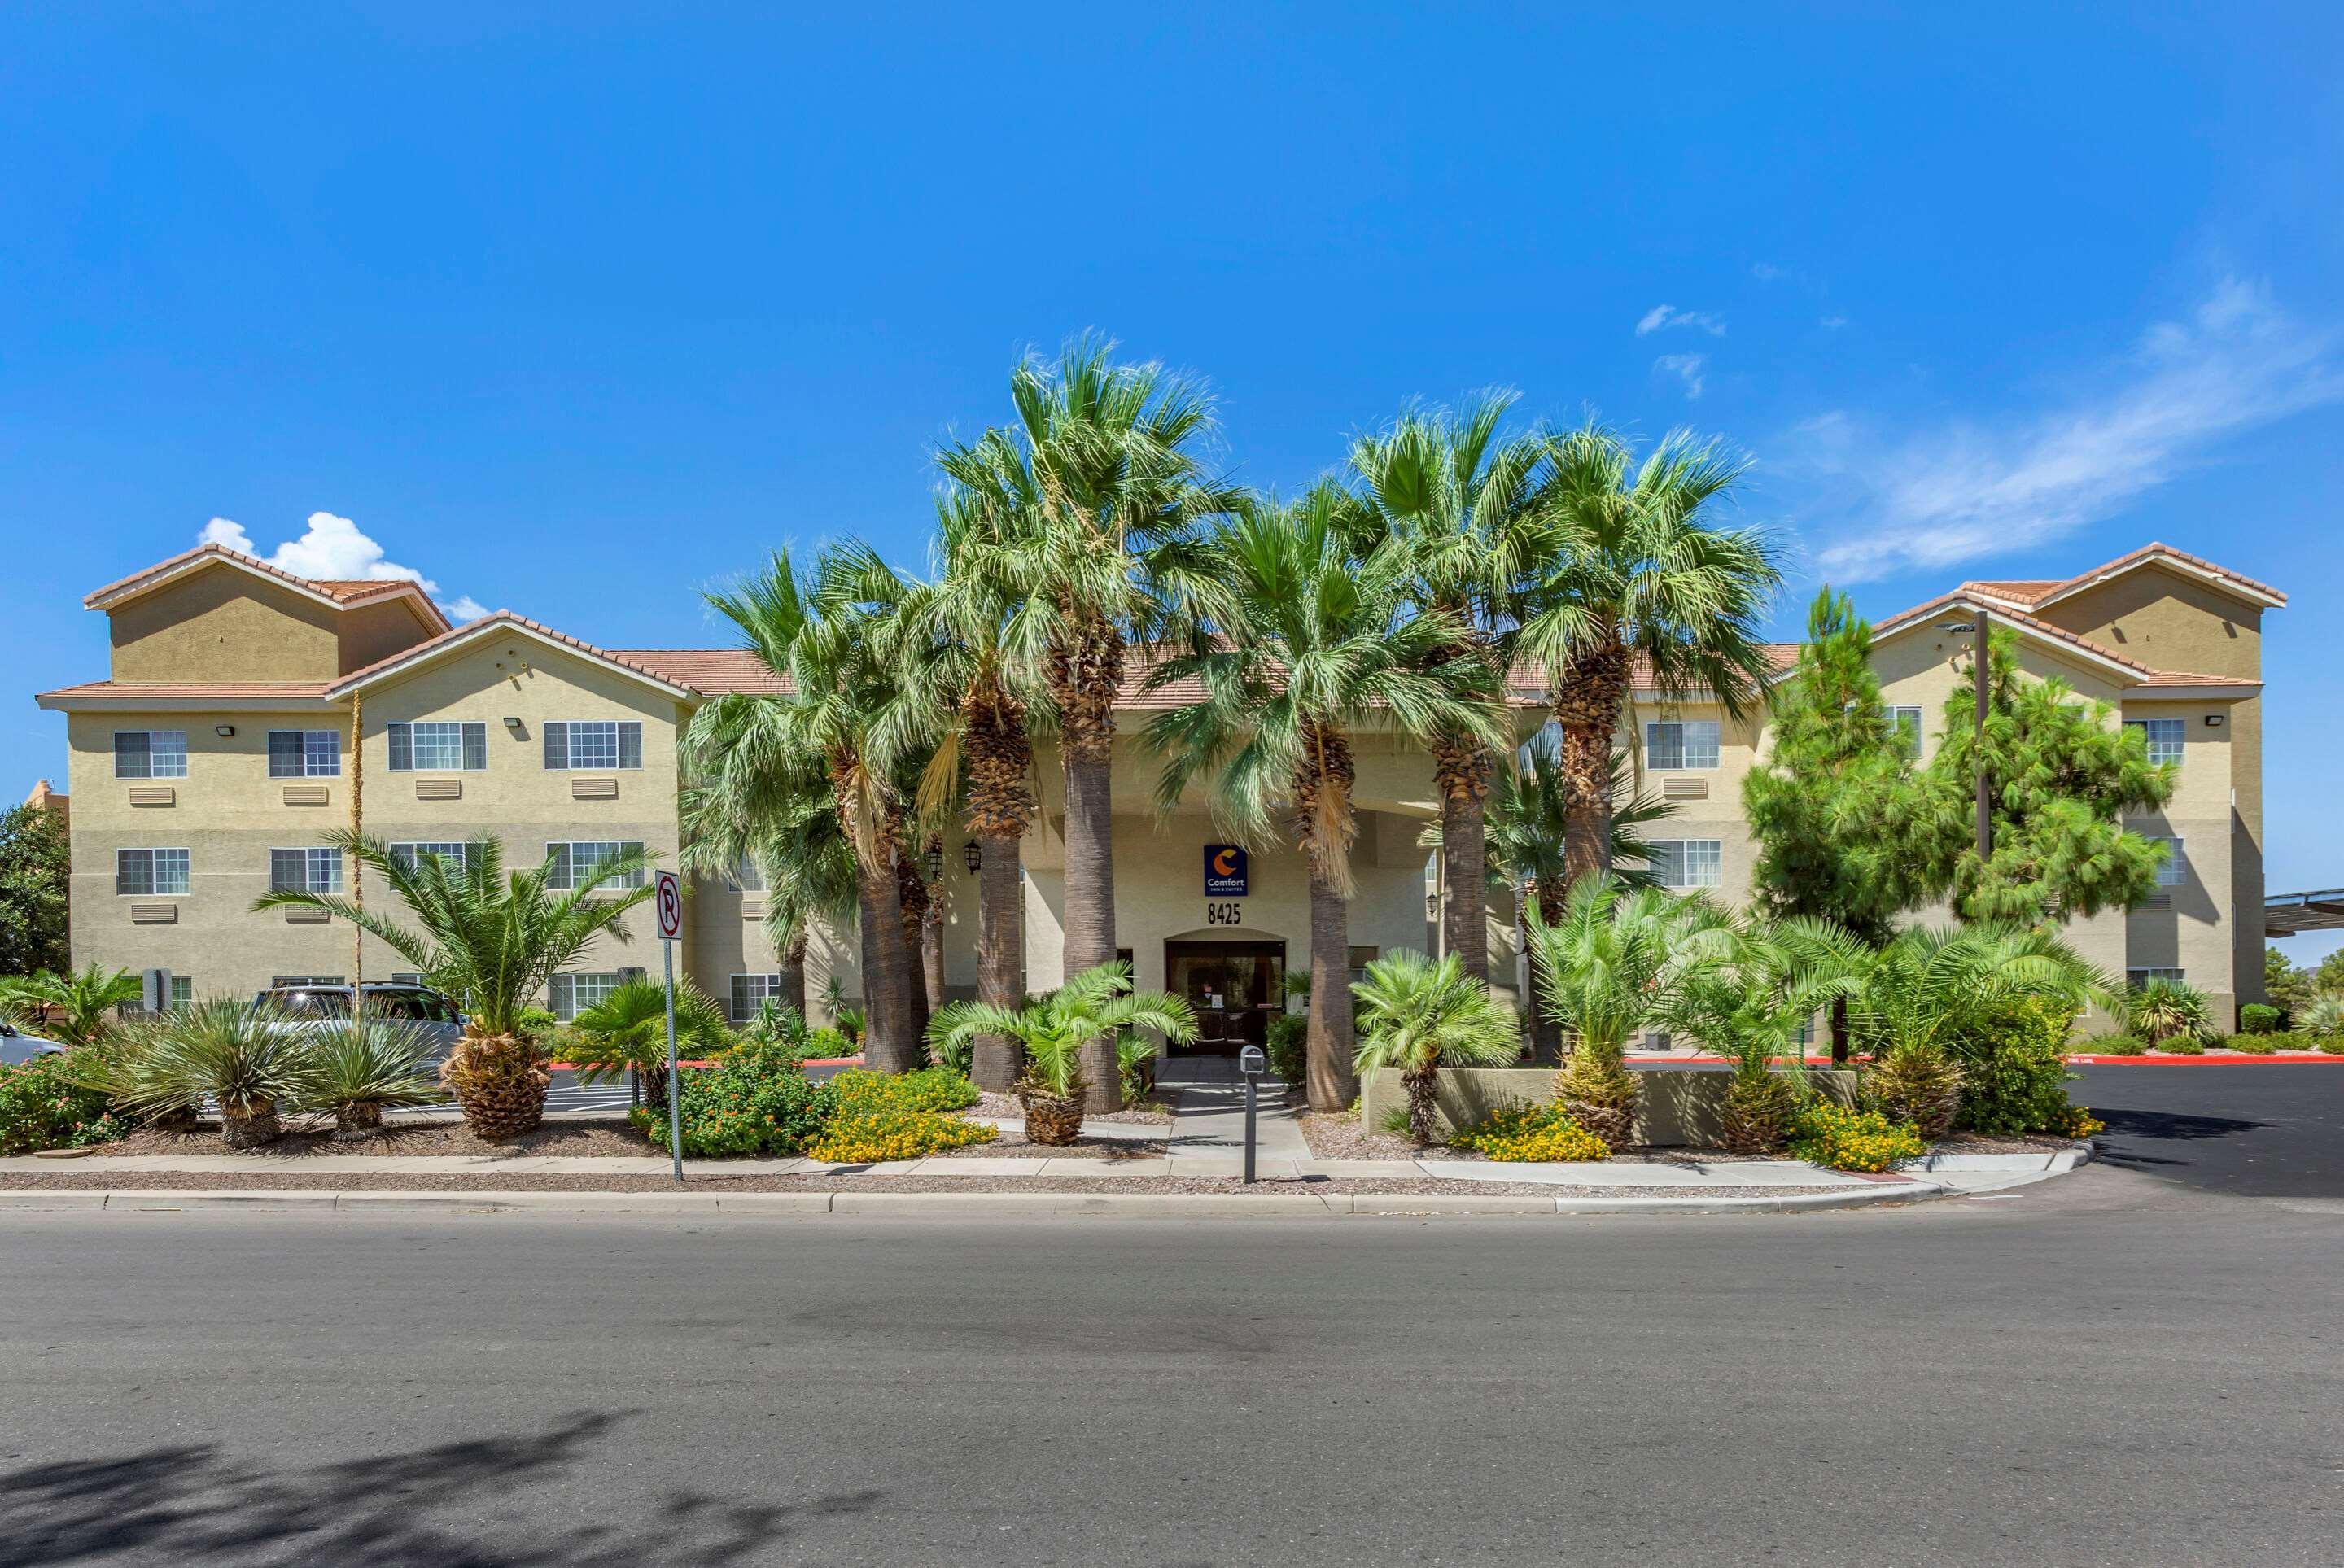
[1162,938,1285,1055]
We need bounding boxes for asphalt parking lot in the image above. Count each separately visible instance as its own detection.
[2071,1062,2344,1198]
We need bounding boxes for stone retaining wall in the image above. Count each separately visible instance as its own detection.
[1358,1065,1861,1147]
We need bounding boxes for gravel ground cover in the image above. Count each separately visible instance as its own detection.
[967,1091,1171,1125]
[0,1169,1843,1199]
[92,1119,658,1159]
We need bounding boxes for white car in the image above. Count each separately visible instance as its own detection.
[0,1020,68,1067]
[250,984,470,1064]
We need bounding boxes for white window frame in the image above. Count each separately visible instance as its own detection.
[269,846,345,894]
[268,729,343,778]
[729,972,785,1022]
[730,854,766,893]
[2127,718,2185,768]
[542,719,644,771]
[549,972,623,1021]
[2127,967,2185,989]
[544,841,647,890]
[113,729,188,780]
[2151,836,2188,889]
[389,841,485,875]
[116,847,191,896]
[388,720,488,772]
[1644,719,1721,771]
[1646,839,1724,889]
[1887,705,1924,761]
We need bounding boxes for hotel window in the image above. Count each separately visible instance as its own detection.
[387,720,488,771]
[731,855,766,892]
[548,972,623,1021]
[730,973,785,1023]
[113,730,188,780]
[2126,718,2185,768]
[1646,839,1723,889]
[389,841,485,875]
[116,848,191,896]
[542,720,643,771]
[2127,967,2185,989]
[2150,836,2189,888]
[268,729,342,778]
[121,976,195,1015]
[1644,719,1721,771]
[1887,705,1924,761]
[1348,946,1380,985]
[544,841,647,890]
[269,847,344,894]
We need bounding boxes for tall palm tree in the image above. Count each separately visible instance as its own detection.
[1484,742,1673,1061]
[0,963,142,1046]
[1519,424,1782,888]
[986,335,1233,991]
[1349,393,1550,985]
[253,832,654,1137]
[1144,485,1503,1111]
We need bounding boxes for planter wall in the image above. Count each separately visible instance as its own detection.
[1359,1065,1860,1147]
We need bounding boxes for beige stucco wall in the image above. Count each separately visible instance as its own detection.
[336,596,443,674]
[108,566,345,683]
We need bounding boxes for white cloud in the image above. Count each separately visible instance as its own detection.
[1820,315,1848,330]
[1637,304,1725,337]
[1652,353,1708,400]
[1751,263,1795,284]
[1802,279,2343,583]
[198,511,486,622]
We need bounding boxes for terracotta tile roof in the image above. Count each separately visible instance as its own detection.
[326,612,702,697]
[82,544,450,626]
[609,649,790,695]
[1961,579,2065,605]
[2060,542,2286,605]
[1875,588,2162,675]
[37,679,337,701]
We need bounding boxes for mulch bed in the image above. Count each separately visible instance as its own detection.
[967,1091,1172,1125]
[1296,1112,1485,1163]
[0,1169,1835,1199]
[91,1119,659,1159]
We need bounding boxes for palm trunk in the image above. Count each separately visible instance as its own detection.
[1830,994,1850,1068]
[1305,849,1358,1112]
[779,932,808,1018]
[1433,736,1493,985]
[855,858,920,1074]
[1554,640,1630,888]
[1402,1062,1440,1146]
[973,833,1026,1091]
[1523,882,1564,1064]
[1063,734,1118,1116]
[921,898,945,1014]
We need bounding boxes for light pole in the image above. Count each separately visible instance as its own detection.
[1939,609,1993,862]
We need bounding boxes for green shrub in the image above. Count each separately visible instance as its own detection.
[2222,1032,2276,1055]
[2321,1036,2344,1056]
[829,1066,979,1115]
[0,1052,123,1155]
[2157,1035,2205,1056]
[1376,1103,1414,1139]
[802,1027,851,1060]
[1450,1102,1610,1162]
[1791,1103,1925,1172]
[1265,1013,1308,1089]
[1951,995,2080,1137]
[2237,1003,2281,1035]
[636,1048,836,1157]
[2095,1033,2148,1056]
[2262,1031,2311,1051]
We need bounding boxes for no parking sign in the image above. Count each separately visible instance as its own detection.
[655,870,684,941]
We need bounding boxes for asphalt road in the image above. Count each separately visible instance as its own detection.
[3,1070,2341,1567]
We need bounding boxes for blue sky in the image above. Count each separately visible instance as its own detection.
[7,4,2342,958]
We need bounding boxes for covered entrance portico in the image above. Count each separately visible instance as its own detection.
[1163,932,1285,1055]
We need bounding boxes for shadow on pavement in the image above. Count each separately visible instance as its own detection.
[0,1409,881,1565]
[2097,1107,2266,1142]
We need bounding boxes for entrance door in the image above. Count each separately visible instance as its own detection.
[1163,940,1286,1055]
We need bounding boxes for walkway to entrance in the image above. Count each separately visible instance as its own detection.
[1155,1054,1310,1159]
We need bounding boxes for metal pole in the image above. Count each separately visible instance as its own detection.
[1243,1071,1257,1185]
[1974,606,1993,862]
[663,938,683,1186]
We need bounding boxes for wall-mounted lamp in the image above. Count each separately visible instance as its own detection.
[922,845,945,881]
[502,716,525,732]
[2204,714,2224,728]
[961,839,982,874]
[214,724,235,737]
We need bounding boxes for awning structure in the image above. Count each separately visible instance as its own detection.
[2266,889,2344,937]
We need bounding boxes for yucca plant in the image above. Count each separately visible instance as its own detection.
[106,998,307,1148]
[0,963,144,1046]
[562,977,732,1112]
[1524,876,1735,1150]
[293,1019,446,1134]
[928,962,1197,1145]
[1350,950,1524,1146]
[2126,977,2208,1046]
[1664,914,1868,1154]
[254,832,654,1138]
[2302,994,2344,1041]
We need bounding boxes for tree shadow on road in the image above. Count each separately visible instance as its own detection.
[0,1409,882,1565]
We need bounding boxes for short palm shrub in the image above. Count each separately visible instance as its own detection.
[829,1066,978,1115]
[562,977,732,1113]
[1450,1103,1609,1162]
[1116,1034,1159,1108]
[2127,978,2207,1046]
[1791,1103,1925,1173]
[808,1106,997,1163]
[2096,1033,2147,1055]
[636,1042,836,1157]
[0,1051,124,1155]
[1264,1013,1308,1088]
[292,1020,446,1133]
[1665,914,1866,1155]
[1864,1042,1964,1138]
[1349,950,1524,1146]
[2238,1003,2282,1035]
[928,963,1196,1147]
[112,998,307,1148]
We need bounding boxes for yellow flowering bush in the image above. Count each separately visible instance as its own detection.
[1450,1103,1611,1163]
[2049,1103,2105,1138]
[808,1107,998,1164]
[1791,1103,1925,1173]
[828,1066,980,1115]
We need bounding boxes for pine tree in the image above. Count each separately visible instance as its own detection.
[0,801,71,978]
[1743,589,1931,1059]
[1920,626,2174,924]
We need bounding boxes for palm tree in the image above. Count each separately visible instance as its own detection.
[1144,485,1503,1110]
[1484,740,1676,1062]
[562,976,732,1112]
[0,963,143,1046]
[1349,393,1550,985]
[1519,424,1782,888]
[1350,950,1524,1145]
[928,961,1197,1145]
[1662,914,1869,1152]
[985,335,1233,998]
[252,832,654,1137]
[1523,875,1734,1149]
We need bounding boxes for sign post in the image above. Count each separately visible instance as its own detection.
[1237,1044,1266,1185]
[654,870,684,1186]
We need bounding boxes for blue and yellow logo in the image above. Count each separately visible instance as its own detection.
[1204,844,1249,896]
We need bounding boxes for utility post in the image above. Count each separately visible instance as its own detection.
[654,870,684,1185]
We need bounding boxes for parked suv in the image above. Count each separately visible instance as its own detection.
[250,984,470,1064]
[0,1019,68,1066]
